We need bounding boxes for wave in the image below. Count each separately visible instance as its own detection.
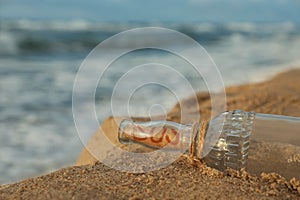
[0,19,299,56]
[1,19,298,33]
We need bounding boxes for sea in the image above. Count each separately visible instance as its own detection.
[1,19,300,184]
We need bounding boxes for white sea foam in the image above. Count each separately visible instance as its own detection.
[0,32,18,55]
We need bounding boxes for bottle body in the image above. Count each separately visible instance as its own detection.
[247,113,300,179]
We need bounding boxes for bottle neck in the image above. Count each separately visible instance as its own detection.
[118,120,194,151]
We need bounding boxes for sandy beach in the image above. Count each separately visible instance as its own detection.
[1,68,300,199]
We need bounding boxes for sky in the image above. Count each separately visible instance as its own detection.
[0,0,300,23]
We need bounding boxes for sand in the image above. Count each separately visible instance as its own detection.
[1,69,300,199]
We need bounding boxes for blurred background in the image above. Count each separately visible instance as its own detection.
[1,0,300,184]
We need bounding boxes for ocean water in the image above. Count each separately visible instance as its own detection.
[1,19,300,184]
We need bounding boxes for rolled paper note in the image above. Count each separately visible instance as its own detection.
[118,110,300,179]
[118,120,196,150]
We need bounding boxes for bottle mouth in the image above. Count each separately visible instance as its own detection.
[118,119,134,144]
[202,110,256,171]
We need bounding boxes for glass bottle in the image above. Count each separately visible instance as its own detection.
[118,110,300,179]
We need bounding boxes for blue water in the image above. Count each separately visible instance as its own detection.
[1,19,300,184]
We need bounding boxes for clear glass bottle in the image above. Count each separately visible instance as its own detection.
[118,110,300,179]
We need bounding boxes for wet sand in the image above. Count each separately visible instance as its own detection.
[1,69,300,199]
